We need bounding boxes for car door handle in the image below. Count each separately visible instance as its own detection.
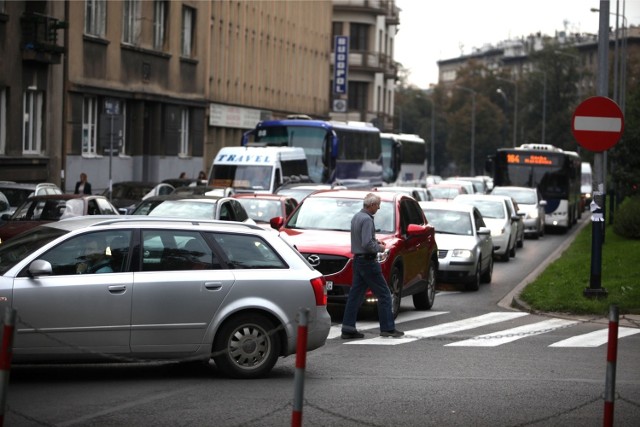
[108,285,127,293]
[204,282,223,291]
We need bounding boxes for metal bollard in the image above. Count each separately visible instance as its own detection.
[603,304,619,427]
[291,308,309,427]
[0,308,17,427]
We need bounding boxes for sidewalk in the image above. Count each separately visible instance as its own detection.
[497,217,640,329]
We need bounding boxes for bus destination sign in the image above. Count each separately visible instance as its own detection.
[506,153,558,166]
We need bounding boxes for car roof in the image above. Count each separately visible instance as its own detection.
[138,194,223,202]
[49,216,263,232]
[492,186,536,192]
[419,200,476,213]
[23,194,86,201]
[0,182,59,190]
[306,189,400,202]
[454,194,508,203]
[233,193,291,201]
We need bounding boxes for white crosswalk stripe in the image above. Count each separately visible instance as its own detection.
[549,327,640,347]
[327,311,448,339]
[346,312,528,346]
[446,318,578,347]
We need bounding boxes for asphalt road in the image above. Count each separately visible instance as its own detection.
[5,214,640,426]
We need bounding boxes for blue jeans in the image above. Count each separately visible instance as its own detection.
[342,257,395,333]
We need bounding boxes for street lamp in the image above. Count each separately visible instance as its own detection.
[496,88,509,147]
[496,77,518,147]
[454,85,476,176]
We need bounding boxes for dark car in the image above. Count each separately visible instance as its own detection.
[271,189,438,317]
[0,181,62,215]
[103,181,175,214]
[232,193,299,228]
[0,194,119,243]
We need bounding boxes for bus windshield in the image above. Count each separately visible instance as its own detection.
[212,165,272,191]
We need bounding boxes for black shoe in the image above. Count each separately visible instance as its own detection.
[341,331,365,339]
[380,329,404,338]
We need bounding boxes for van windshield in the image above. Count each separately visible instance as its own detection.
[212,165,272,190]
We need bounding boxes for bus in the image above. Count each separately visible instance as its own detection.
[581,162,593,208]
[381,133,427,185]
[486,144,582,232]
[242,117,400,188]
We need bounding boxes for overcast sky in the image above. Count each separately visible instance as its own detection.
[394,0,640,88]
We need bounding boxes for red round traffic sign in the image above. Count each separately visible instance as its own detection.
[572,96,624,152]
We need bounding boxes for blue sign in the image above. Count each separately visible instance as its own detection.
[333,36,349,94]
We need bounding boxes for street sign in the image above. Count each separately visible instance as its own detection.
[571,96,624,152]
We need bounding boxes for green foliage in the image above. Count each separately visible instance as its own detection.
[613,196,640,238]
[520,222,640,315]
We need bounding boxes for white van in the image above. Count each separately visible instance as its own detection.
[209,146,309,194]
[581,162,593,208]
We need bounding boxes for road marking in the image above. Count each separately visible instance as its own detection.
[328,311,448,339]
[346,312,528,346]
[549,327,640,347]
[446,318,578,347]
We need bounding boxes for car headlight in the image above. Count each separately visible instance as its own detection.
[451,249,473,259]
[377,248,390,263]
[528,210,538,219]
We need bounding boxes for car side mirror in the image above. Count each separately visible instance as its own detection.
[406,223,428,236]
[29,259,53,277]
[477,227,491,236]
[1,213,10,221]
[0,201,8,211]
[511,214,520,222]
[540,200,547,207]
[270,216,284,230]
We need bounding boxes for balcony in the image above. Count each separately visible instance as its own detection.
[333,0,387,16]
[21,12,67,64]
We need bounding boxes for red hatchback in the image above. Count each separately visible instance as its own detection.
[271,190,438,317]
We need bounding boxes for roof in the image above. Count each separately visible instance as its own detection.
[305,189,401,203]
[51,216,263,232]
[233,193,293,201]
[419,201,476,214]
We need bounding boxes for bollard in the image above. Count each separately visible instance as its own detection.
[603,304,619,427]
[0,308,17,427]
[291,308,309,427]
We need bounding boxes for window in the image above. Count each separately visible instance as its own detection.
[142,230,220,271]
[122,0,140,45]
[181,6,195,56]
[82,96,98,155]
[153,0,167,50]
[349,23,368,51]
[84,0,106,37]
[347,81,367,111]
[23,89,43,154]
[0,88,6,155]
[179,107,189,156]
[209,233,286,269]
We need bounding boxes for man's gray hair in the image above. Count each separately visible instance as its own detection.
[363,193,381,208]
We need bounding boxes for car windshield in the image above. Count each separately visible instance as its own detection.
[236,199,281,223]
[132,200,218,219]
[429,187,460,199]
[286,198,394,233]
[493,189,536,204]
[0,227,67,274]
[11,198,68,221]
[423,210,472,235]
[460,199,505,219]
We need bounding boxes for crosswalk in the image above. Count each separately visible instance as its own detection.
[328,311,640,348]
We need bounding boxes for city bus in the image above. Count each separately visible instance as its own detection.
[486,144,582,232]
[381,133,427,185]
[242,117,400,188]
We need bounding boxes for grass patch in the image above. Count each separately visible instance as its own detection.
[520,222,640,315]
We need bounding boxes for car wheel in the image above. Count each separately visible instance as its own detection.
[413,260,436,310]
[480,254,493,284]
[466,263,480,291]
[517,231,524,248]
[509,239,516,257]
[500,249,510,262]
[388,265,402,318]
[212,313,281,379]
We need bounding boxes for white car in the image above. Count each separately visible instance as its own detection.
[453,194,520,262]
[420,201,493,291]
[491,186,546,238]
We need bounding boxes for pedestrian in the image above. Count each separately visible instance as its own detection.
[341,193,404,339]
[197,170,207,180]
[179,172,187,179]
[74,172,92,195]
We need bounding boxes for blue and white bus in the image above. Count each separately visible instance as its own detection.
[487,144,582,232]
[381,133,427,185]
[242,117,399,188]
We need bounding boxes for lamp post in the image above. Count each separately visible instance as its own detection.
[454,85,476,176]
[496,77,518,147]
[496,88,509,147]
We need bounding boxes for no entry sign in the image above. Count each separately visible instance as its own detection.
[572,96,624,152]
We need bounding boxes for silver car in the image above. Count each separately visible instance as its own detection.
[453,194,520,262]
[420,201,493,291]
[491,186,546,238]
[0,217,330,379]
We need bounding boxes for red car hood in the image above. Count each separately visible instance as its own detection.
[0,220,52,242]
[279,228,393,257]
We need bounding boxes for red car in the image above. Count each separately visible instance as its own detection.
[0,194,119,243]
[270,190,438,317]
[233,193,299,228]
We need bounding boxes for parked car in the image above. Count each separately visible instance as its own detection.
[491,186,546,238]
[275,183,345,203]
[374,186,433,202]
[271,190,438,317]
[233,193,299,228]
[420,201,493,291]
[0,216,331,378]
[453,194,520,262]
[130,194,255,224]
[103,181,175,214]
[0,192,10,223]
[504,196,525,248]
[0,181,62,215]
[426,183,469,202]
[0,194,119,243]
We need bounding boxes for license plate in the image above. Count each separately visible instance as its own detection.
[326,281,333,291]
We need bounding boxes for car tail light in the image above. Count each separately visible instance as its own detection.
[310,276,327,306]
